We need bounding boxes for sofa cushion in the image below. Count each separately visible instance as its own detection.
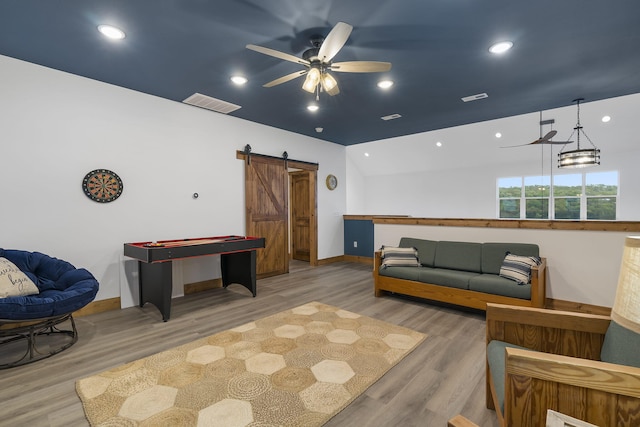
[0,257,40,298]
[600,320,640,368]
[487,340,529,414]
[434,241,482,273]
[499,253,542,284]
[399,238,438,267]
[419,268,478,290]
[380,246,420,268]
[378,265,423,281]
[482,243,539,275]
[469,274,531,300]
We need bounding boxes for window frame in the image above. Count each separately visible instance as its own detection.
[497,171,619,220]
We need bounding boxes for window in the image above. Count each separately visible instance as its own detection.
[524,176,550,219]
[586,171,618,220]
[498,177,521,218]
[553,174,582,220]
[497,171,618,220]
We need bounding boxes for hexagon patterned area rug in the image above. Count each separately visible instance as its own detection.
[76,301,426,426]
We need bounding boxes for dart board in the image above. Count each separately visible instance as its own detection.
[82,169,123,203]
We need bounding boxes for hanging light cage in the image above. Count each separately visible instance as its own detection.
[558,98,601,169]
[558,147,601,168]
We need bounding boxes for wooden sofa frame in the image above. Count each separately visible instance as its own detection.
[486,303,640,427]
[373,251,546,310]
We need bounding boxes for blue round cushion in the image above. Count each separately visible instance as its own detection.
[0,249,99,321]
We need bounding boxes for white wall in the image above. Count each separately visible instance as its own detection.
[346,93,640,218]
[347,93,640,307]
[0,55,347,307]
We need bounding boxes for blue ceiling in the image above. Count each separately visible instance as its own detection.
[1,1,639,146]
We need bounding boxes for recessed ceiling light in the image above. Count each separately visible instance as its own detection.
[602,115,611,123]
[230,76,248,85]
[307,104,319,112]
[364,152,370,157]
[489,41,513,54]
[436,141,442,147]
[495,132,502,138]
[97,25,126,40]
[377,80,394,89]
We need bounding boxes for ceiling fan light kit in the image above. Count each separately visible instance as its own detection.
[321,73,338,93]
[558,98,601,169]
[247,21,391,99]
[302,68,321,93]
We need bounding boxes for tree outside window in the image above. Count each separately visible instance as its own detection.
[525,176,550,219]
[586,171,618,220]
[497,171,618,220]
[498,177,522,218]
[554,174,582,220]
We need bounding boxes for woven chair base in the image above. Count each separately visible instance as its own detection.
[0,313,78,369]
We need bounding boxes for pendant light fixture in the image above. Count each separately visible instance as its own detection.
[558,98,601,168]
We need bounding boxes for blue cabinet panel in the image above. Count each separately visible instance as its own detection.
[344,219,374,257]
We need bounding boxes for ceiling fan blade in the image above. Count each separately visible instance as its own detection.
[318,22,353,62]
[263,70,308,87]
[500,143,532,148]
[500,129,575,148]
[539,130,557,142]
[331,61,392,73]
[246,44,309,66]
[500,137,574,148]
[520,130,558,145]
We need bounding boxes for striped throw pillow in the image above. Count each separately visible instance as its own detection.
[499,253,542,284]
[380,246,420,269]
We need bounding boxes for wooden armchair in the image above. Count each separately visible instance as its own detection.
[486,303,640,427]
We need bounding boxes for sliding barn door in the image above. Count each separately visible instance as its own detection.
[244,155,289,278]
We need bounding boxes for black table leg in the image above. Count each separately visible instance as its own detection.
[138,261,173,321]
[221,250,257,297]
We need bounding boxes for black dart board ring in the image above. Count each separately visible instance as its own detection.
[82,169,123,203]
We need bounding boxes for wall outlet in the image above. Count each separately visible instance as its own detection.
[353,241,358,248]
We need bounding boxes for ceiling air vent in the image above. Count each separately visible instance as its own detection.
[183,93,241,114]
[381,113,402,121]
[461,93,488,102]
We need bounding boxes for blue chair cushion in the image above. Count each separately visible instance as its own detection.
[487,340,529,413]
[0,249,99,320]
[600,320,640,368]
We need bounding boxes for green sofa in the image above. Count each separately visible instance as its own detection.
[373,238,546,310]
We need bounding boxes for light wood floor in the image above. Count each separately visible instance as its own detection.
[0,260,498,426]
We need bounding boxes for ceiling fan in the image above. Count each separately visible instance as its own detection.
[501,123,573,148]
[246,22,391,97]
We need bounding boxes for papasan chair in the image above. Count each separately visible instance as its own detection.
[0,248,99,368]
